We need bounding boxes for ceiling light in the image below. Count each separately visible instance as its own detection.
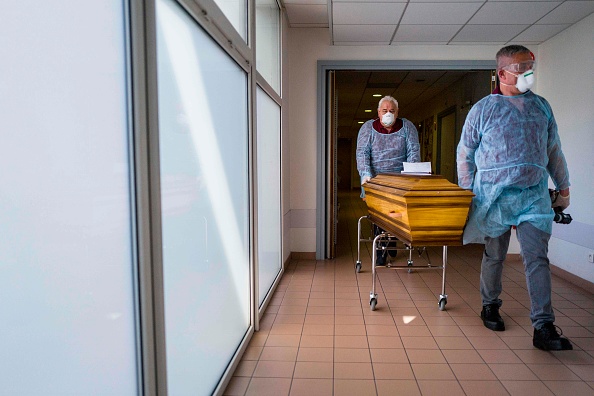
[364,109,372,112]
[372,94,381,97]
[357,121,364,124]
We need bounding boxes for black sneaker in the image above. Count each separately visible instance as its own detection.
[533,322,573,351]
[375,250,387,267]
[481,304,505,331]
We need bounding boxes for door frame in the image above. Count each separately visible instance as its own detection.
[316,60,495,259]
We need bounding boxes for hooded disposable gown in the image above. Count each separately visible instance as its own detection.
[457,91,570,244]
[356,118,421,179]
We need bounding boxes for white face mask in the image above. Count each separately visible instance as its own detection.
[381,112,395,126]
[504,69,535,93]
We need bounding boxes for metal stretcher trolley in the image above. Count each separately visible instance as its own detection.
[356,173,474,311]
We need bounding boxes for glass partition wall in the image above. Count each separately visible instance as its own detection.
[0,0,282,394]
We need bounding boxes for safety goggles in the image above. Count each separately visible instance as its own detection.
[502,60,536,73]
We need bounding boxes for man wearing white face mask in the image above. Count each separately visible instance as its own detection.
[457,45,572,350]
[356,95,421,265]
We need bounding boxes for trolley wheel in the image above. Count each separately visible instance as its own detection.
[370,298,377,311]
[355,262,362,273]
[438,298,447,311]
[407,260,413,273]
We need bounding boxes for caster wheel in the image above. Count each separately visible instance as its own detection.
[355,262,362,273]
[370,298,377,311]
[438,299,447,311]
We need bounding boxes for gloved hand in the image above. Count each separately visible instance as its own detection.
[361,175,371,184]
[552,192,570,211]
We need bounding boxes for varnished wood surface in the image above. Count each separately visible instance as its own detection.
[363,173,474,246]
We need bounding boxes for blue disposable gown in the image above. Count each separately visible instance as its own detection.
[356,118,421,179]
[457,91,570,244]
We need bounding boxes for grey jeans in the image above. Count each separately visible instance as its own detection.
[480,222,554,329]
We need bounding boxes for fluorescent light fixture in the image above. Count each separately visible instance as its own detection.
[357,121,364,124]
[372,94,382,97]
[364,109,372,112]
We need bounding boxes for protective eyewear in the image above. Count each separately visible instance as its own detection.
[502,60,535,73]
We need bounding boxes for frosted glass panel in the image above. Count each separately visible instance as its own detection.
[256,88,282,305]
[256,0,280,93]
[213,0,247,40]
[156,1,251,394]
[0,1,137,394]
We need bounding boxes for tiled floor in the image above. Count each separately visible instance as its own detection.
[225,191,594,396]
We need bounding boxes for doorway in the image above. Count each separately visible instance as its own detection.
[317,61,496,259]
[436,106,457,184]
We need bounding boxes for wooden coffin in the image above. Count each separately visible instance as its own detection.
[363,173,474,246]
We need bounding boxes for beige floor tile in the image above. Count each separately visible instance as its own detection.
[333,379,376,396]
[304,314,333,325]
[434,336,474,350]
[334,362,374,379]
[335,335,368,348]
[543,380,594,396]
[243,346,263,361]
[428,325,465,337]
[406,349,446,364]
[397,325,431,337]
[297,347,334,362]
[233,360,257,377]
[265,334,301,347]
[224,377,251,395]
[277,305,308,315]
[300,335,333,348]
[307,298,334,307]
[334,348,371,362]
[335,315,365,325]
[259,346,298,361]
[365,316,397,325]
[306,306,334,315]
[302,324,334,335]
[372,362,415,379]
[441,349,484,364]
[467,336,510,350]
[500,380,554,396]
[253,360,296,378]
[401,336,439,349]
[566,364,594,381]
[370,348,409,363]
[458,380,510,396]
[245,377,291,396]
[449,363,497,380]
[376,379,421,396]
[367,335,404,349]
[477,349,523,364]
[488,363,539,380]
[416,379,466,396]
[513,349,563,364]
[411,363,456,380]
[293,361,333,379]
[365,324,399,336]
[289,379,333,396]
[335,324,366,336]
[274,314,306,324]
[552,350,594,365]
[527,363,582,381]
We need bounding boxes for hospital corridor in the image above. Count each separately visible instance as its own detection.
[223,191,594,396]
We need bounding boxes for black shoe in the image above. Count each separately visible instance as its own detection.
[481,304,505,331]
[533,323,573,351]
[375,251,386,267]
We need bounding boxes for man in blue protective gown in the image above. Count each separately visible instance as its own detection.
[457,45,572,350]
[356,96,420,266]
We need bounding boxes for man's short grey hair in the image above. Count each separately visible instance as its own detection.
[378,96,399,110]
[496,45,531,70]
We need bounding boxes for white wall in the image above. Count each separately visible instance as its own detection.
[537,13,594,283]
[287,27,501,253]
[286,22,594,285]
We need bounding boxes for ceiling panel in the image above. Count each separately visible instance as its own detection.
[514,24,571,41]
[333,3,406,24]
[400,2,482,24]
[469,2,561,25]
[393,24,461,42]
[332,24,395,43]
[451,24,528,42]
[538,1,594,24]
